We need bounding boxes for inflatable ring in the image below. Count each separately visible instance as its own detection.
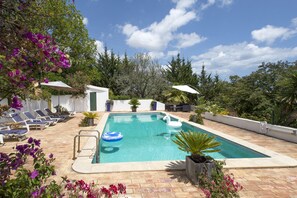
[102,132,123,142]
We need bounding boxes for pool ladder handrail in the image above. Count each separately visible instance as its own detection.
[73,130,100,163]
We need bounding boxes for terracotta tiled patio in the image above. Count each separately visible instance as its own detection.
[1,112,297,197]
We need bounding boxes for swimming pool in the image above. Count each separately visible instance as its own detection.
[96,112,267,163]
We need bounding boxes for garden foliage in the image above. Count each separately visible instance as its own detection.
[0,138,126,198]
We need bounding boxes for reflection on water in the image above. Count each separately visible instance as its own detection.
[101,146,120,154]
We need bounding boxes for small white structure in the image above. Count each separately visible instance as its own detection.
[51,85,108,112]
[85,85,109,112]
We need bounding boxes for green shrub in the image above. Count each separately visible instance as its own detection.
[189,114,204,125]
[111,95,130,100]
[129,98,140,108]
[240,113,267,122]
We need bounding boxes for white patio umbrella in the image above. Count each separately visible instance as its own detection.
[40,81,76,111]
[172,85,199,106]
[172,85,199,94]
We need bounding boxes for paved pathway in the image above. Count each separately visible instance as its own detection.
[173,112,297,198]
[1,112,297,197]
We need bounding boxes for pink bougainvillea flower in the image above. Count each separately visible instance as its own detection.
[30,170,39,179]
[8,71,14,77]
[10,96,23,110]
[12,48,20,56]
[20,75,27,81]
[15,69,20,75]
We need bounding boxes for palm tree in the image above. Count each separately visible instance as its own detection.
[172,131,221,163]
[162,89,189,104]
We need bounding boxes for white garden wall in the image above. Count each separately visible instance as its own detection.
[204,112,297,143]
[51,95,87,112]
[111,100,165,112]
[0,85,108,118]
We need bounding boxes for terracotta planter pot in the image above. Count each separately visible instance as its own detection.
[132,107,137,112]
[185,156,215,185]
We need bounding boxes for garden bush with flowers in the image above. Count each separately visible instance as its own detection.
[198,160,243,198]
[0,137,126,197]
[0,31,71,113]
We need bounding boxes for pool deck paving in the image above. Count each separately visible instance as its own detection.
[1,112,297,197]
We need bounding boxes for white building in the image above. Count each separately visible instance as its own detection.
[50,85,109,112]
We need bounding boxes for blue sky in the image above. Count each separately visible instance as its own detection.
[75,0,297,79]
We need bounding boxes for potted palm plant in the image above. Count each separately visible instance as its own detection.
[129,98,140,112]
[83,112,99,126]
[172,131,221,184]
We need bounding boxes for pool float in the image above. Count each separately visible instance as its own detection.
[163,114,182,128]
[102,131,123,142]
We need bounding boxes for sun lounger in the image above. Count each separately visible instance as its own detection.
[44,108,70,119]
[44,108,76,117]
[0,125,28,141]
[35,109,65,122]
[23,111,57,126]
[10,113,49,130]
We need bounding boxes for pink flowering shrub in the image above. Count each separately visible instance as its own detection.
[0,32,71,113]
[199,161,243,198]
[0,138,126,198]
[0,137,61,197]
[63,178,126,198]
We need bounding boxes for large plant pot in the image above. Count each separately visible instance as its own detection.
[87,118,94,126]
[151,101,157,111]
[185,156,215,185]
[106,103,111,112]
[131,107,137,112]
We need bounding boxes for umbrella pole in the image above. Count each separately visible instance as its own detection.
[58,92,60,113]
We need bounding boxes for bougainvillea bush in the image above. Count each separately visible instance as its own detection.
[0,138,126,198]
[199,161,243,198]
[0,31,71,112]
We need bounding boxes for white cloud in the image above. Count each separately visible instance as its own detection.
[220,0,233,6]
[82,17,88,25]
[175,0,197,9]
[292,17,297,27]
[167,50,180,56]
[201,0,233,10]
[191,42,297,75]
[251,25,292,44]
[201,0,215,10]
[121,0,198,51]
[94,40,104,54]
[176,33,206,48]
[122,24,138,36]
[148,51,165,59]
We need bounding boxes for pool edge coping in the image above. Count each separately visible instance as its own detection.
[72,111,297,173]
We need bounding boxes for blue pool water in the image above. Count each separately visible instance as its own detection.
[96,113,267,163]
